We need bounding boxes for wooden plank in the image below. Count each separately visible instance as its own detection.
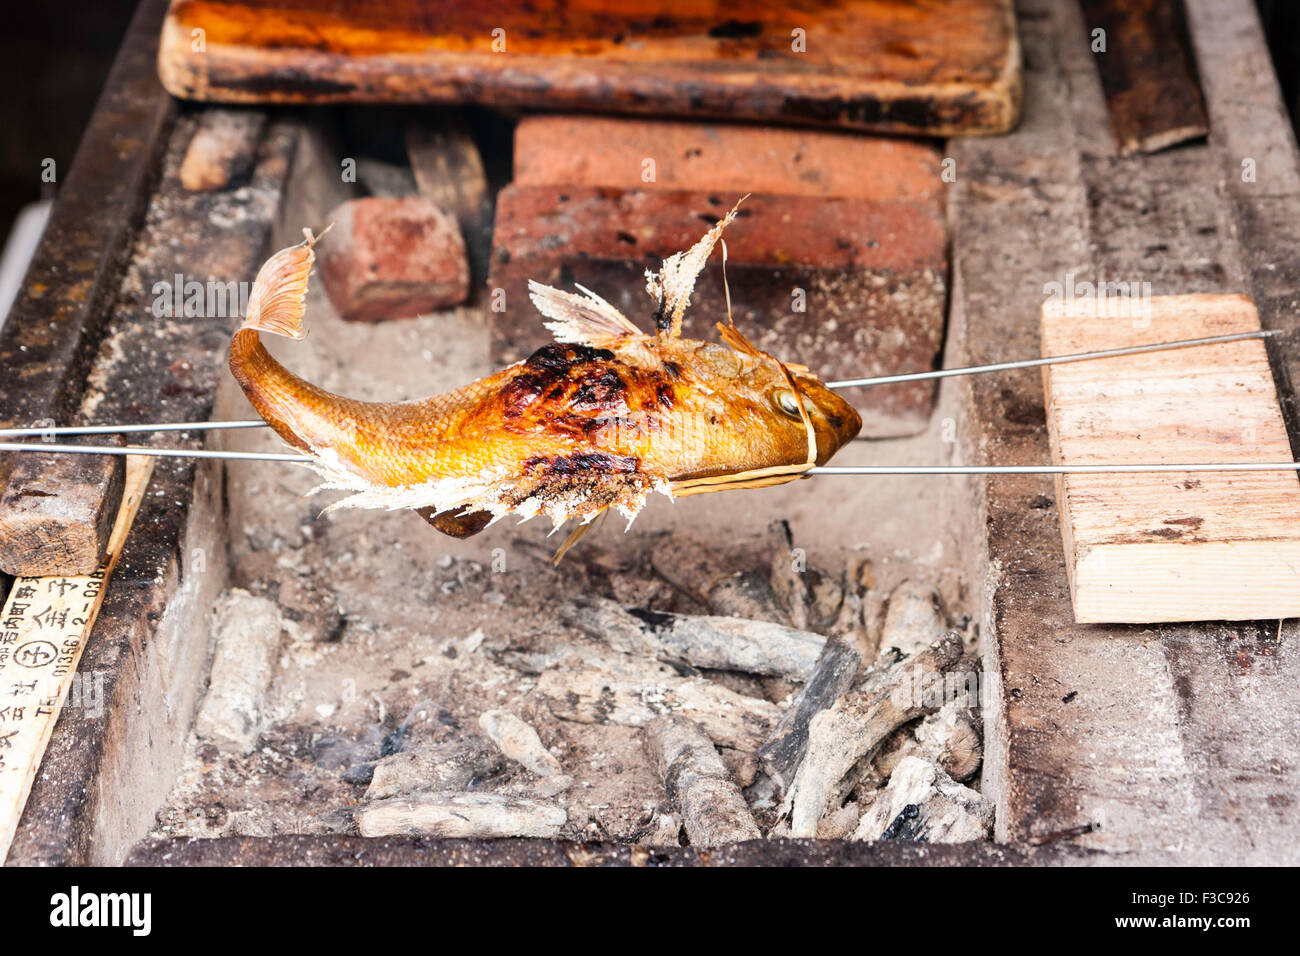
[0,456,153,863]
[1042,293,1300,623]
[405,116,491,285]
[1079,0,1208,155]
[156,0,1022,136]
[0,438,125,576]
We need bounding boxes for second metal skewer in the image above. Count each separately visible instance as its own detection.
[4,442,1300,476]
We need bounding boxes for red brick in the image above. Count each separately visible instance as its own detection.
[488,186,947,437]
[514,115,945,203]
[317,197,468,322]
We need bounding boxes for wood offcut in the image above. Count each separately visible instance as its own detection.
[1080,0,1208,154]
[1043,293,1300,623]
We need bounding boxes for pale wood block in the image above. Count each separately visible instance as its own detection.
[1041,292,1300,623]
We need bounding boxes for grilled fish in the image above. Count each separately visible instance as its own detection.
[229,202,861,547]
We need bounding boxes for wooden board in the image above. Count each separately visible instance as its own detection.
[1079,0,1208,154]
[157,0,1022,136]
[0,455,152,862]
[1042,293,1300,624]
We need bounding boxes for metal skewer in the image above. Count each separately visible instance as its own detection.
[2,441,1299,475]
[0,442,311,463]
[0,329,1279,452]
[0,420,267,438]
[810,462,1300,475]
[824,329,1279,389]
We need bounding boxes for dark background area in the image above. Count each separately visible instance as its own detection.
[0,1,137,244]
[0,0,1298,255]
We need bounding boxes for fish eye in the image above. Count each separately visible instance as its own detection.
[773,389,802,418]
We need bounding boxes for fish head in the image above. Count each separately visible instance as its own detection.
[685,337,860,468]
[781,366,863,465]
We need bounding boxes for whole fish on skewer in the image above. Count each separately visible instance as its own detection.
[228,201,862,552]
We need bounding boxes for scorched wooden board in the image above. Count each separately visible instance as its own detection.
[157,0,1022,136]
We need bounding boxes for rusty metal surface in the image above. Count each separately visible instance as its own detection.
[122,834,1113,867]
[0,0,175,486]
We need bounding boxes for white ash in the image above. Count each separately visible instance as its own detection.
[852,756,992,844]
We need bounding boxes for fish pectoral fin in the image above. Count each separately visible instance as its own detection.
[529,280,642,346]
[646,196,746,337]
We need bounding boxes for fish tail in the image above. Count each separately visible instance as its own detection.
[241,227,325,340]
[229,228,345,455]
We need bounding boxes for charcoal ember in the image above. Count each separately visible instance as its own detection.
[757,637,862,791]
[879,580,949,656]
[645,717,761,846]
[365,737,507,800]
[357,792,566,839]
[193,590,285,754]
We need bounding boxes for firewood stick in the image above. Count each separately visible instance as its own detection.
[478,709,564,778]
[645,717,760,846]
[536,666,778,753]
[757,637,862,790]
[356,792,566,839]
[560,596,825,680]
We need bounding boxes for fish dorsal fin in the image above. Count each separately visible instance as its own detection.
[529,280,642,347]
[645,197,746,337]
[716,320,763,359]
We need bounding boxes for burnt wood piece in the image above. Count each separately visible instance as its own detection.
[0,0,174,491]
[757,637,862,791]
[489,186,948,438]
[786,635,966,837]
[177,108,267,190]
[0,436,125,576]
[559,596,826,681]
[405,116,492,286]
[121,833,1116,866]
[156,0,1022,137]
[1080,0,1208,154]
[4,108,298,864]
[645,717,761,845]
